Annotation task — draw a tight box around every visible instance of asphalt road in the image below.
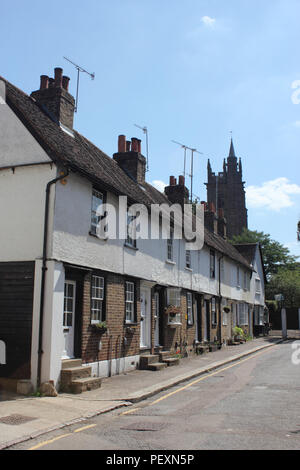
[12,341,300,450]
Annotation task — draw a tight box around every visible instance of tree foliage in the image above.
[266,267,300,308]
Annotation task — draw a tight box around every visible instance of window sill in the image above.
[124,322,138,326]
[185,267,193,272]
[124,243,138,251]
[166,259,176,265]
[89,231,108,241]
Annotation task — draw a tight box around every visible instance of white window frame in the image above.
[237,266,240,288]
[167,230,174,262]
[187,292,194,325]
[211,298,217,325]
[91,189,104,236]
[222,299,228,326]
[125,281,135,323]
[186,250,191,269]
[255,278,261,295]
[210,250,215,279]
[64,280,76,327]
[167,288,181,325]
[126,209,137,248]
[91,275,105,324]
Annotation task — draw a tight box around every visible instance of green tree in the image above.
[266,267,300,308]
[230,228,298,277]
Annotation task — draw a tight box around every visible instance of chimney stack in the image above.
[31,67,75,130]
[164,175,189,206]
[203,202,218,234]
[113,134,146,184]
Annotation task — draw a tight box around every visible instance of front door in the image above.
[62,280,76,359]
[140,288,151,349]
[204,300,210,342]
[195,295,202,343]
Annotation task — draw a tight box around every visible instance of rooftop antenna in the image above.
[171,140,188,179]
[134,124,149,171]
[63,56,95,113]
[189,148,203,203]
[171,140,203,202]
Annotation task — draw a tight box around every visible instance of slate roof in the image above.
[1,76,252,270]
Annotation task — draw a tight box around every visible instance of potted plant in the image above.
[91,321,107,334]
[232,326,244,342]
[125,326,135,335]
[165,305,182,327]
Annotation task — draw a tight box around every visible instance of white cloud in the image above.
[246,178,300,211]
[201,16,216,27]
[293,120,300,128]
[152,180,167,192]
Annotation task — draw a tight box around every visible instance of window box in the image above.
[125,326,135,335]
[91,321,107,334]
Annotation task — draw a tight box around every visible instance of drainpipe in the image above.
[37,168,69,388]
[218,254,224,346]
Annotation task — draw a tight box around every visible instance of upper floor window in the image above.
[187,292,194,325]
[167,229,174,262]
[210,250,215,279]
[243,271,247,290]
[186,250,191,269]
[91,189,104,236]
[91,275,105,324]
[255,279,261,294]
[126,208,137,248]
[237,266,240,287]
[125,281,135,323]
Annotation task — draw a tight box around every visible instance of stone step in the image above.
[71,377,102,394]
[140,355,160,369]
[196,345,209,354]
[60,366,92,392]
[162,357,180,367]
[147,362,168,371]
[159,351,172,361]
[61,359,82,370]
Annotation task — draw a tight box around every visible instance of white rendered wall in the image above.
[0,164,57,262]
[0,79,51,167]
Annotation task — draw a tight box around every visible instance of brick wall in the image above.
[81,271,141,364]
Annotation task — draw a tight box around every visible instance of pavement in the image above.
[0,336,283,450]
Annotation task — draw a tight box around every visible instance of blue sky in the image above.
[1,0,300,256]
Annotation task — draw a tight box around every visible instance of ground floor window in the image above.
[91,275,105,324]
[211,298,217,326]
[222,299,229,326]
[238,303,249,326]
[125,281,135,323]
[187,292,194,325]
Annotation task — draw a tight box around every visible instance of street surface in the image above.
[11,341,300,450]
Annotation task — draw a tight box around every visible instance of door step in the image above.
[140,351,180,371]
[60,361,101,394]
[162,357,180,367]
[147,362,168,371]
[61,359,83,370]
[71,377,102,394]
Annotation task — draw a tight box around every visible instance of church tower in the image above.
[206,139,248,239]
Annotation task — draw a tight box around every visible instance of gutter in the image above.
[37,168,69,388]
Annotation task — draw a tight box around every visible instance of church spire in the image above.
[228,138,236,158]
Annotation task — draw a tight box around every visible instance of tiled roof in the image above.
[2,76,252,270]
